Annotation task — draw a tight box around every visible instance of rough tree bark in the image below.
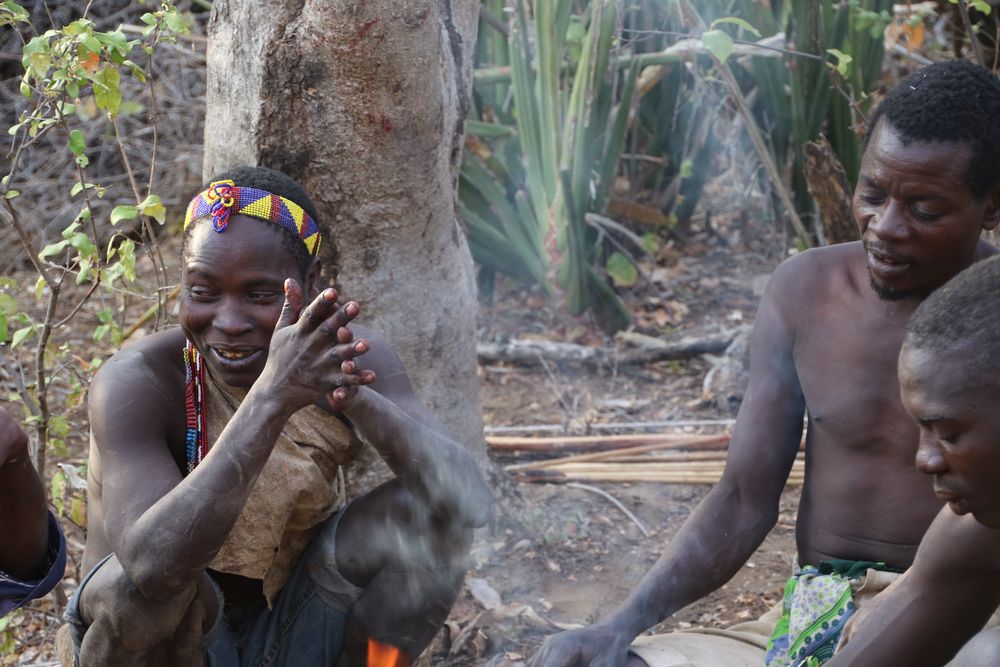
[204,0,484,454]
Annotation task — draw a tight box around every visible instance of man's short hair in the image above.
[905,254,1000,384]
[184,165,326,277]
[865,59,1000,199]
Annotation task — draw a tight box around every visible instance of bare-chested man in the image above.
[0,403,65,616]
[530,60,1000,667]
[824,254,1000,667]
[65,166,491,666]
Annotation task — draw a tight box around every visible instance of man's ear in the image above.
[304,258,323,299]
[983,185,1000,231]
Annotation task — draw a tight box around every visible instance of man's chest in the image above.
[792,306,917,450]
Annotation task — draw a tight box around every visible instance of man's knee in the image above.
[78,555,217,653]
[335,482,474,583]
[951,628,1000,667]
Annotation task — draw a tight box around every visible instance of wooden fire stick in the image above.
[505,435,731,473]
[518,460,806,485]
[487,432,729,454]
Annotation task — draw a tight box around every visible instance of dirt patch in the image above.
[435,225,799,665]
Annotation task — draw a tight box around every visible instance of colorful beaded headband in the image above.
[183,179,322,256]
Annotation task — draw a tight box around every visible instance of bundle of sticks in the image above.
[489,432,805,486]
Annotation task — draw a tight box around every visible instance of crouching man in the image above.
[66,166,491,666]
[0,404,66,616]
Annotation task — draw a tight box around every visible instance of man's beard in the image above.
[869,273,915,301]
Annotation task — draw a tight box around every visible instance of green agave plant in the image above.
[461,0,638,331]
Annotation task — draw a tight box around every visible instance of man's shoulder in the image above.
[764,242,863,303]
[90,328,186,417]
[920,510,1000,576]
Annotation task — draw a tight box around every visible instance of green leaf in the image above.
[69,494,87,526]
[138,194,166,223]
[110,204,138,225]
[68,231,97,259]
[50,469,66,517]
[641,233,661,254]
[679,159,693,179]
[49,414,69,438]
[466,120,515,138]
[0,293,15,315]
[38,240,68,259]
[3,189,18,199]
[68,128,85,156]
[709,16,762,37]
[71,181,97,196]
[95,30,130,57]
[92,65,121,115]
[1,2,29,24]
[11,326,33,348]
[34,276,46,299]
[0,314,7,342]
[606,252,638,287]
[81,33,101,55]
[971,0,991,14]
[826,48,853,77]
[702,30,734,64]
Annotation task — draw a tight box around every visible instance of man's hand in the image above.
[529,624,635,667]
[256,280,375,412]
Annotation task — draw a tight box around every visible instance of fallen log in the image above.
[477,332,735,369]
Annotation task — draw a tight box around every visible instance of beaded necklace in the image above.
[183,340,208,473]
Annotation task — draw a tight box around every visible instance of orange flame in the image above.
[367,639,408,667]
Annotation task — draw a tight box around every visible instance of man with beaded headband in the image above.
[64,166,491,666]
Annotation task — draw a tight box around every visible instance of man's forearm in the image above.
[0,438,49,580]
[342,388,490,526]
[602,481,778,638]
[118,388,292,599]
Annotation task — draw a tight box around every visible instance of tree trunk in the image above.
[204,0,484,454]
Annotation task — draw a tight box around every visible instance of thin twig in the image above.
[53,280,100,328]
[145,26,161,196]
[565,482,651,537]
[957,0,986,66]
[121,283,180,342]
[719,64,809,242]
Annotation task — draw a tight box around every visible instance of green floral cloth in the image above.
[765,560,899,667]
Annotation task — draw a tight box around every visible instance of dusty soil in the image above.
[441,224,799,666]
[3,211,801,666]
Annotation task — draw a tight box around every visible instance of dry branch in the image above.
[519,460,806,486]
[487,432,728,453]
[477,332,735,368]
[503,435,732,473]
